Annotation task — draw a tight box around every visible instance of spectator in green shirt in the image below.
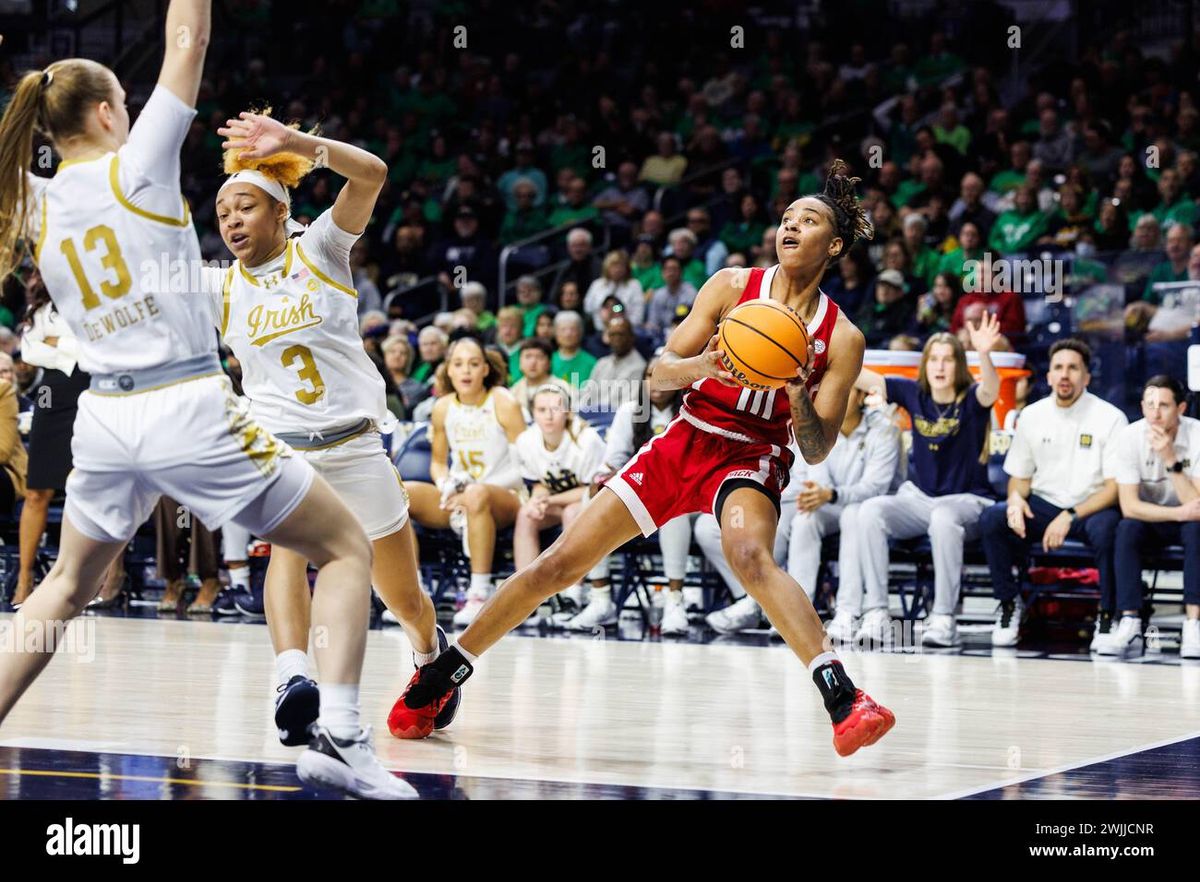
[499,178,551,245]
[630,234,664,292]
[1142,222,1193,303]
[667,228,710,290]
[548,176,600,228]
[514,275,547,337]
[411,325,449,385]
[989,141,1031,195]
[460,282,496,333]
[551,311,597,387]
[1151,169,1198,231]
[938,222,985,284]
[719,193,768,256]
[933,103,972,156]
[989,186,1049,254]
[902,214,941,287]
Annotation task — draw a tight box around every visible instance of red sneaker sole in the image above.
[833,707,895,756]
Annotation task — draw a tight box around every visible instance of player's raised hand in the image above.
[697,334,740,388]
[219,111,293,160]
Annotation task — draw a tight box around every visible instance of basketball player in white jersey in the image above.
[512,385,607,573]
[404,337,525,633]
[207,109,459,745]
[0,0,413,798]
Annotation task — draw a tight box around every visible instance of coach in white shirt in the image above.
[1106,375,1200,658]
[980,339,1128,647]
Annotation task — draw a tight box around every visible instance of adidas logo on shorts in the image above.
[628,472,644,485]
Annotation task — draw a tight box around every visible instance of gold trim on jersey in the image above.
[237,240,295,288]
[294,242,357,298]
[220,266,234,336]
[33,195,47,263]
[109,157,191,228]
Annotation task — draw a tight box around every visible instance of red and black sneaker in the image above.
[388,655,468,739]
[831,690,895,757]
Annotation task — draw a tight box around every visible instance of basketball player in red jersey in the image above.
[391,160,895,756]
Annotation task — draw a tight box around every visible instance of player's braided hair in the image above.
[812,158,874,264]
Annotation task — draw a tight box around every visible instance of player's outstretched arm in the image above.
[157,0,212,108]
[649,267,746,392]
[218,113,388,235]
[788,315,865,465]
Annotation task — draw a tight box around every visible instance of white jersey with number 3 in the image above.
[29,86,214,374]
[208,211,389,436]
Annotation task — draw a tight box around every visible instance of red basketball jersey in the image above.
[680,264,839,450]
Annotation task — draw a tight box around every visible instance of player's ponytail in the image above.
[222,107,317,189]
[0,59,118,280]
[813,158,874,264]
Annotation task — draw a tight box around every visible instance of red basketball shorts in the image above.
[604,410,792,537]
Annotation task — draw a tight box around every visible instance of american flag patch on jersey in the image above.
[290,267,311,282]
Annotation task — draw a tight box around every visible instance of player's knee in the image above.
[725,540,775,585]
[928,506,964,537]
[462,483,490,513]
[532,547,580,590]
[858,498,887,531]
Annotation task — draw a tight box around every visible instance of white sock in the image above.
[807,651,841,674]
[589,585,612,604]
[317,683,360,741]
[413,627,441,667]
[275,649,309,688]
[470,573,492,595]
[453,641,478,665]
[229,565,250,589]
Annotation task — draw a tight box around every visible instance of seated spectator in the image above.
[514,274,547,337]
[381,334,430,418]
[512,386,608,600]
[585,316,647,410]
[980,339,1128,647]
[459,281,496,332]
[499,177,550,245]
[497,141,548,211]
[1041,184,1093,251]
[1106,376,1200,658]
[629,234,663,293]
[1152,168,1197,231]
[510,338,574,420]
[584,250,646,329]
[878,238,926,297]
[824,249,874,317]
[1032,108,1076,173]
[548,176,600,228]
[490,305,525,368]
[592,161,649,235]
[949,171,997,240]
[1141,222,1193,303]
[914,272,964,336]
[855,269,916,348]
[989,185,1049,255]
[685,207,729,276]
[852,319,1003,646]
[666,227,710,290]
[752,225,778,268]
[412,325,448,385]
[429,205,497,293]
[639,131,688,186]
[555,280,595,338]
[551,227,601,297]
[646,256,698,337]
[1092,197,1130,252]
[937,221,984,285]
[950,278,1026,340]
[988,140,1032,198]
[956,301,1013,352]
[534,311,556,344]
[551,310,597,387]
[902,214,940,288]
[718,193,767,257]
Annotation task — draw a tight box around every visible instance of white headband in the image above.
[219,170,307,235]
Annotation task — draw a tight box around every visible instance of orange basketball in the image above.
[717,299,811,390]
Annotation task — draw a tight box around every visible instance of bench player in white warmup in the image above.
[208,109,459,745]
[0,0,413,799]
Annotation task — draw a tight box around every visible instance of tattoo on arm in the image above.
[789,385,829,462]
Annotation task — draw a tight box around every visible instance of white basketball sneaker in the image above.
[824,609,859,644]
[661,592,690,635]
[1096,615,1141,657]
[991,598,1023,647]
[565,595,618,631]
[921,613,961,648]
[297,725,418,800]
[1182,619,1200,659]
[855,607,893,644]
[452,585,489,627]
[1089,611,1115,652]
[704,595,762,634]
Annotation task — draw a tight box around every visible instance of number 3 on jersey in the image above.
[281,344,326,405]
[60,225,132,309]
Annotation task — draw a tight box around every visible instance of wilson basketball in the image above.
[717,299,811,390]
